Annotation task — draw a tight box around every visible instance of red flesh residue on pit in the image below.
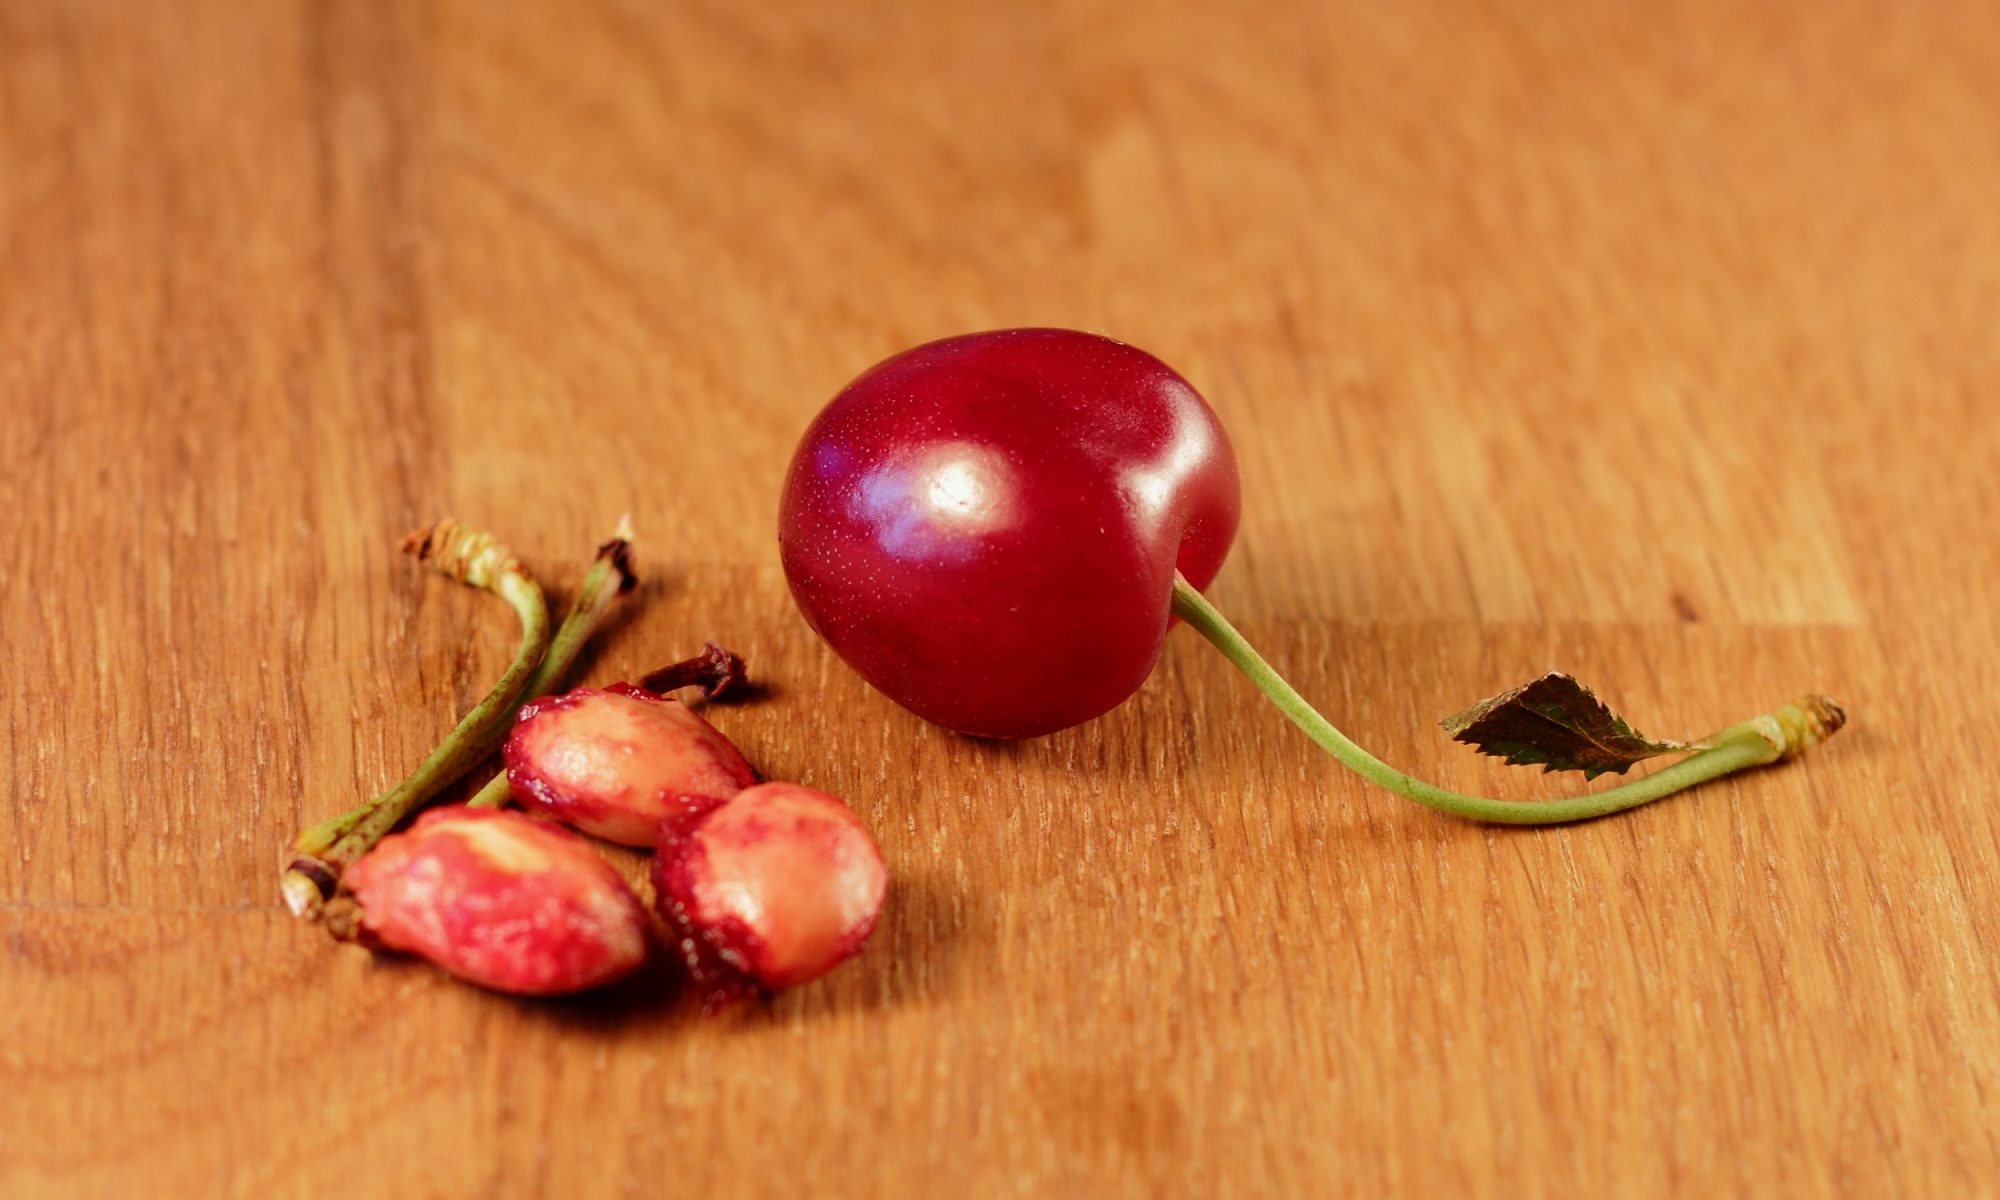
[344,806,649,996]
[504,685,755,847]
[652,783,887,1011]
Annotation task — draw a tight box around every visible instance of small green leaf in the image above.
[1440,673,1691,779]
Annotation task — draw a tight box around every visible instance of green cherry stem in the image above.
[296,521,640,836]
[283,521,551,917]
[517,518,640,700]
[463,769,514,811]
[461,521,643,811]
[1169,574,1844,825]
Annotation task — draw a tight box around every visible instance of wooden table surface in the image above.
[6,1,1998,1195]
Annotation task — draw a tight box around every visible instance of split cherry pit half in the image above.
[780,328,1844,823]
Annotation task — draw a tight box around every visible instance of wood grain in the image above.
[4,0,1997,1195]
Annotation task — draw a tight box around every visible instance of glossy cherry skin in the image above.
[779,329,1240,739]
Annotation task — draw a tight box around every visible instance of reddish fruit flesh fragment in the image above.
[344,806,648,996]
[654,782,888,1000]
[504,685,756,846]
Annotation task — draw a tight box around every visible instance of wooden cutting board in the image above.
[4,1,1995,1195]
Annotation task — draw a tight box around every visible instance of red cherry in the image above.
[778,328,1240,738]
[780,328,1844,824]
